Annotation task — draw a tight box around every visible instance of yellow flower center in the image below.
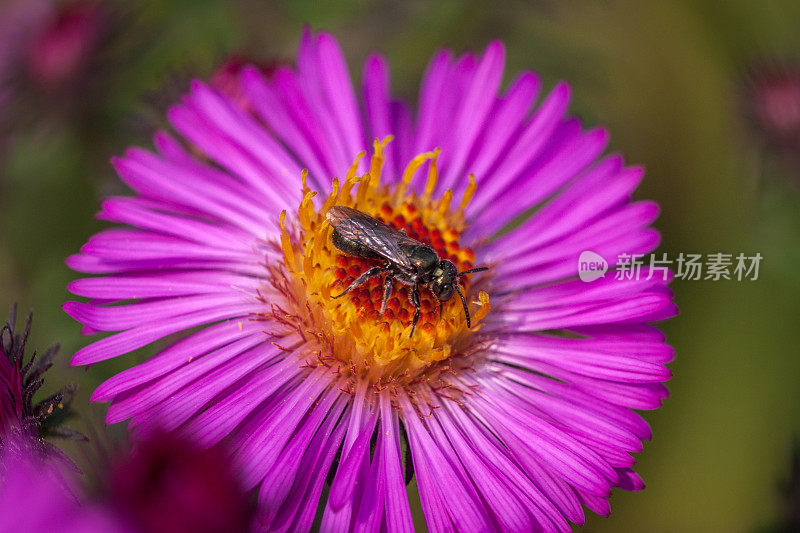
[267,137,490,389]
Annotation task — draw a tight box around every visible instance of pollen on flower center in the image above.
[266,137,490,388]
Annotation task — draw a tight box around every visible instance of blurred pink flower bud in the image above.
[25,1,104,89]
[745,60,800,151]
[209,54,282,112]
[109,431,254,533]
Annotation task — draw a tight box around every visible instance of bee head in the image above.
[430,260,458,301]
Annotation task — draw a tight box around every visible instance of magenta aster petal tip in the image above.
[65,30,675,532]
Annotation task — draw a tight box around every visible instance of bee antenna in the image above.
[457,266,489,276]
[455,284,471,328]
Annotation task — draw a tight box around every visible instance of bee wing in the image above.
[327,206,415,269]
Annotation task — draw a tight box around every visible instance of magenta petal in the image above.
[111,150,270,234]
[427,406,535,532]
[467,81,571,218]
[413,49,454,157]
[257,387,342,514]
[90,319,263,401]
[467,71,541,187]
[400,394,493,532]
[439,40,506,190]
[377,393,413,533]
[234,369,331,489]
[104,334,269,424]
[240,66,332,189]
[313,33,367,165]
[63,294,255,332]
[68,270,259,300]
[264,398,348,532]
[362,53,396,179]
[442,403,575,531]
[181,358,303,447]
[322,385,376,531]
[329,414,373,511]
[352,418,386,533]
[69,304,261,365]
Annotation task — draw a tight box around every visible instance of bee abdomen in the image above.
[331,229,382,259]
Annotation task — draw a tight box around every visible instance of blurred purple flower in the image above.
[24,1,104,90]
[0,0,50,82]
[0,0,104,108]
[109,431,254,533]
[744,60,800,157]
[0,429,252,533]
[0,0,49,147]
[0,433,252,533]
[209,55,282,114]
[0,0,105,156]
[0,433,131,533]
[65,29,675,531]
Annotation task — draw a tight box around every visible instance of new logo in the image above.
[578,251,608,282]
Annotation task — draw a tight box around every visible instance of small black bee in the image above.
[327,206,488,337]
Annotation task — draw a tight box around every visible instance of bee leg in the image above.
[332,265,389,299]
[438,301,443,321]
[409,283,421,338]
[455,284,471,328]
[379,275,394,315]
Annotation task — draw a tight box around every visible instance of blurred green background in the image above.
[2,0,800,531]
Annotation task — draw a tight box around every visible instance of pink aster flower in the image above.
[65,29,676,532]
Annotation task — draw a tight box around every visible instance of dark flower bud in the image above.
[109,431,254,533]
[0,304,85,456]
